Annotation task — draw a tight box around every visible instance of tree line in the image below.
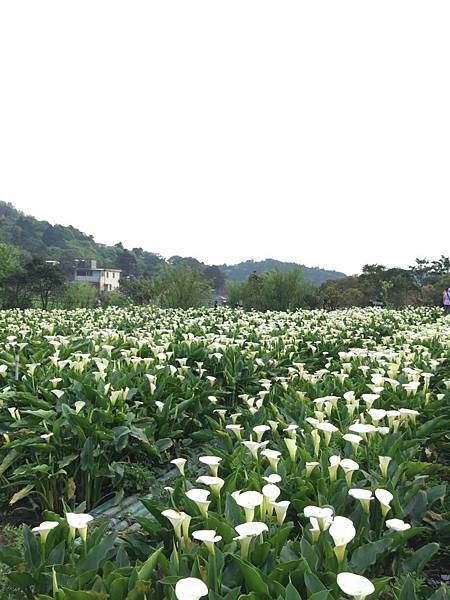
[0,241,448,311]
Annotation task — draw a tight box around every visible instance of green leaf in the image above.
[155,437,173,452]
[60,589,108,599]
[285,582,302,600]
[404,490,428,523]
[349,537,392,574]
[137,546,162,581]
[23,525,41,570]
[232,555,270,596]
[80,437,95,471]
[304,572,326,594]
[401,542,439,575]
[0,545,23,567]
[109,577,129,600]
[75,534,116,575]
[0,449,18,476]
[399,575,416,600]
[429,586,450,599]
[310,592,332,600]
[300,537,318,572]
[10,483,34,505]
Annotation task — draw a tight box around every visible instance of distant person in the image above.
[443,287,450,314]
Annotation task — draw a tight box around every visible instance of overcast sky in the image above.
[0,1,449,274]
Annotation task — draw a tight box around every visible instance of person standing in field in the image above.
[443,287,450,314]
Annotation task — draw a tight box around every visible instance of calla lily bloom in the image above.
[31,521,59,543]
[260,448,281,472]
[262,473,282,484]
[253,424,270,442]
[192,529,222,554]
[386,518,411,532]
[305,461,320,476]
[340,458,359,485]
[315,421,338,446]
[196,475,224,497]
[225,424,243,439]
[304,506,333,531]
[162,509,190,541]
[348,489,373,514]
[337,572,375,599]
[284,437,297,461]
[328,455,341,481]
[378,455,392,478]
[329,516,356,563]
[65,513,94,541]
[175,577,208,600]
[343,433,363,453]
[234,522,268,559]
[199,455,222,477]
[375,488,393,517]
[234,490,264,522]
[271,500,290,525]
[242,440,269,460]
[171,458,187,476]
[311,429,321,456]
[368,408,386,426]
[185,489,211,518]
[262,483,281,518]
[283,424,299,439]
[309,517,321,542]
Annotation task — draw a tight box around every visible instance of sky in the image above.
[0,1,449,275]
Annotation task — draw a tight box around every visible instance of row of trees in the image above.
[0,240,448,311]
[320,258,450,309]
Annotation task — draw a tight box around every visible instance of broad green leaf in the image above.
[0,449,18,476]
[285,582,302,600]
[399,575,416,600]
[10,484,35,505]
[401,542,439,575]
[232,555,270,597]
[349,537,392,574]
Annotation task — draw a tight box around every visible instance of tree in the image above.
[0,243,20,283]
[60,282,97,309]
[228,268,315,311]
[152,264,212,309]
[25,257,66,309]
[203,265,226,292]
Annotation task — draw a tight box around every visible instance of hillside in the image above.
[220,259,345,286]
[0,201,345,286]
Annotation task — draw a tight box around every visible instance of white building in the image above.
[73,260,121,292]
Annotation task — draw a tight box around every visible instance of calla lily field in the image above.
[0,306,449,598]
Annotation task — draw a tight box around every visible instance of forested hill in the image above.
[220,259,345,285]
[0,201,345,285]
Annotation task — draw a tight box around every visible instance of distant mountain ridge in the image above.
[0,201,345,286]
[220,259,345,286]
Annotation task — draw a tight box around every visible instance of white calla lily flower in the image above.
[348,489,374,514]
[337,572,375,599]
[386,518,411,532]
[185,489,211,518]
[175,577,208,600]
[31,521,59,543]
[65,513,93,541]
[192,529,222,554]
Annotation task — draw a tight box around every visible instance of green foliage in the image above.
[0,306,448,598]
[0,242,20,282]
[58,283,97,309]
[228,268,317,310]
[220,258,345,286]
[151,264,212,308]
